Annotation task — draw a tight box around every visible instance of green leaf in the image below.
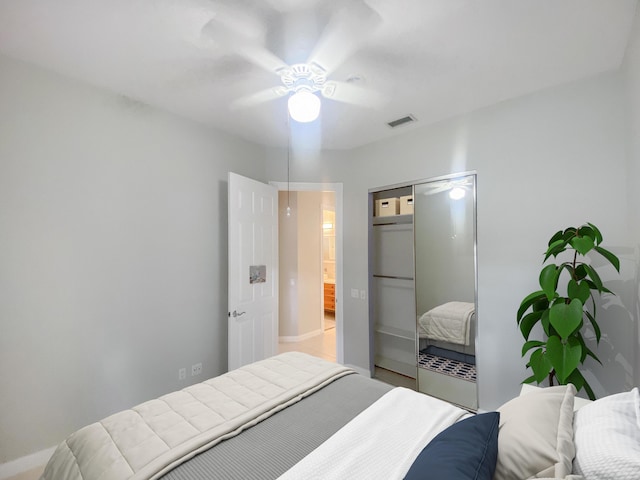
[532,297,550,312]
[520,310,544,340]
[565,369,585,391]
[583,264,604,293]
[574,264,588,281]
[571,236,595,255]
[541,309,551,336]
[546,336,582,384]
[549,299,583,339]
[517,290,546,321]
[544,239,568,261]
[562,227,577,241]
[548,230,564,246]
[539,264,559,301]
[565,369,596,400]
[578,225,595,240]
[587,222,603,245]
[522,374,537,385]
[594,246,620,272]
[529,348,552,383]
[522,340,546,357]
[583,341,602,365]
[584,310,601,343]
[583,381,596,401]
[567,279,591,304]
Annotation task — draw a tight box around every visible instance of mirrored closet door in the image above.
[369,173,478,408]
[414,173,477,410]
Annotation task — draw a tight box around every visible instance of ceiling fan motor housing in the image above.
[278,63,327,94]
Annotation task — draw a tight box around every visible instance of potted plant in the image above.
[517,223,620,399]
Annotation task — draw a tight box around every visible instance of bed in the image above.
[41,351,640,480]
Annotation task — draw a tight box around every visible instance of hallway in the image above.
[278,313,336,362]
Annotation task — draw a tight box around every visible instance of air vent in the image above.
[387,115,416,128]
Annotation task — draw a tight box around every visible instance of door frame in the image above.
[270,181,344,365]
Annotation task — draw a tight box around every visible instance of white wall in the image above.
[266,70,634,410]
[0,55,266,463]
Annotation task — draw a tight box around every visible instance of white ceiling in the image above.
[0,0,637,150]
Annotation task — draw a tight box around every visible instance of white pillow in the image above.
[520,384,592,411]
[573,387,640,479]
[494,384,576,479]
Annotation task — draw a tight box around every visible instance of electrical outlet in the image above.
[191,363,202,376]
[178,368,186,380]
[351,288,359,298]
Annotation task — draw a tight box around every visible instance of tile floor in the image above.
[278,313,336,362]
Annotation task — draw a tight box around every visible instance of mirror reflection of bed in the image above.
[414,174,477,410]
[417,301,476,404]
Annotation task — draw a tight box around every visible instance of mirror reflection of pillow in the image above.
[573,387,640,479]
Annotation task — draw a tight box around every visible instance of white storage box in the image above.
[400,195,414,215]
[375,198,399,217]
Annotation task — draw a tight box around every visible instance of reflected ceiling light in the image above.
[288,90,321,123]
[449,187,466,200]
[323,223,334,229]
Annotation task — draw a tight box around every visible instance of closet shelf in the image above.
[372,214,413,226]
[372,274,413,281]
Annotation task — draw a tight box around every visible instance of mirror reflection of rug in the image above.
[418,347,476,382]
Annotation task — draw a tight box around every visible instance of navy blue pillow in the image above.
[404,412,500,480]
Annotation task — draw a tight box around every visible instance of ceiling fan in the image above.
[200,0,386,122]
[420,177,474,199]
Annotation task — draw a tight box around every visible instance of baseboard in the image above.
[279,328,323,343]
[0,447,55,480]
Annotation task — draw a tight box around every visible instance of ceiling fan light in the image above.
[449,187,466,200]
[288,90,321,123]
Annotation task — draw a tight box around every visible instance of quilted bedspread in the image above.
[41,352,353,480]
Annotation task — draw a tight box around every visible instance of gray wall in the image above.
[0,55,266,463]
[623,8,640,389]
[266,70,635,410]
[3,9,640,466]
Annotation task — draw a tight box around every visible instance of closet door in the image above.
[414,173,478,410]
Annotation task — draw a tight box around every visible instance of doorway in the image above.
[271,182,343,365]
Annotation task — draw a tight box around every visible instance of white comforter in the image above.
[277,387,470,480]
[42,352,353,480]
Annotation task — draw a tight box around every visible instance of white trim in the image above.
[0,447,55,480]
[279,328,324,343]
[270,181,344,365]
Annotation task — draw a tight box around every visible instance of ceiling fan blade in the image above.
[230,87,286,110]
[322,81,386,109]
[201,18,288,74]
[307,0,382,74]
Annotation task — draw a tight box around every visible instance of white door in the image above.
[228,172,278,371]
